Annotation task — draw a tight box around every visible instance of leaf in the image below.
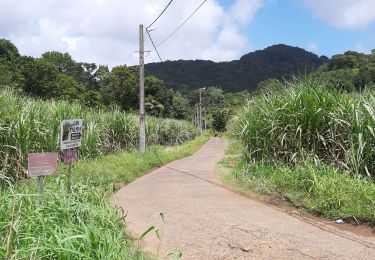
[367,125,375,137]
[166,251,183,259]
[150,211,166,224]
[363,103,375,122]
[159,212,165,224]
[155,228,161,239]
[140,226,156,240]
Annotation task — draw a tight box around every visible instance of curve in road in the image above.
[112,137,375,259]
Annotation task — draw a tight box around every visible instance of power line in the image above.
[156,0,207,47]
[146,31,163,63]
[146,31,170,74]
[147,0,174,30]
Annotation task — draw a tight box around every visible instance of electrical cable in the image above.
[146,31,163,63]
[156,0,207,47]
[145,31,170,74]
[147,0,174,30]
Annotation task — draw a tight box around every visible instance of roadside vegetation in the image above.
[0,135,209,259]
[0,88,196,182]
[226,78,375,224]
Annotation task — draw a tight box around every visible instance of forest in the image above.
[3,37,375,129]
[0,38,250,124]
[145,44,329,92]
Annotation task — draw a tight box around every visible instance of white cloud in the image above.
[0,0,264,66]
[306,42,318,53]
[230,0,263,25]
[302,0,375,29]
[202,24,248,60]
[353,41,370,54]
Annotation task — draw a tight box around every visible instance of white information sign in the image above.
[60,119,83,150]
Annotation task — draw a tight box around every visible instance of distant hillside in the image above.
[145,44,329,92]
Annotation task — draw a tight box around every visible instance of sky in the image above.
[1,0,375,67]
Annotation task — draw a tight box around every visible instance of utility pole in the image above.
[204,109,207,130]
[195,104,199,130]
[139,24,146,153]
[199,88,206,135]
[199,89,202,134]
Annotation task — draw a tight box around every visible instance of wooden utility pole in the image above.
[139,24,146,153]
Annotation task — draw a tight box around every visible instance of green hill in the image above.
[145,44,329,92]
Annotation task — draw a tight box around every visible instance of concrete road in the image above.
[112,137,375,259]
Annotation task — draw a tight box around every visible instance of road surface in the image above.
[112,137,375,259]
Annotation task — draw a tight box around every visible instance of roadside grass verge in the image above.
[230,78,375,178]
[0,88,196,181]
[218,139,375,225]
[0,135,209,259]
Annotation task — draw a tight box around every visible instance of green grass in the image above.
[229,78,375,178]
[219,138,375,224]
[0,88,196,181]
[0,135,209,259]
[225,78,375,223]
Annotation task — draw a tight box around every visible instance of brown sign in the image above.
[63,149,78,164]
[28,153,58,177]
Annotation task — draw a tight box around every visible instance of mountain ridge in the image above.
[145,44,329,92]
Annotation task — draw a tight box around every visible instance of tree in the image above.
[41,51,98,89]
[80,89,103,108]
[171,92,190,119]
[328,52,367,71]
[0,39,20,61]
[145,96,165,117]
[355,65,375,89]
[212,110,228,132]
[19,57,58,97]
[102,65,138,110]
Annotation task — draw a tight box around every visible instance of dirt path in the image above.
[112,138,375,259]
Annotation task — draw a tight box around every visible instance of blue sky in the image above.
[219,0,375,57]
[1,0,375,66]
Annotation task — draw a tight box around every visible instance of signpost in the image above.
[27,119,83,195]
[63,148,78,191]
[28,152,58,195]
[26,119,83,196]
[60,119,83,150]
[63,149,78,164]
[60,119,82,192]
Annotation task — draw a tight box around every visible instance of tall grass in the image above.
[230,78,375,178]
[0,135,209,259]
[0,178,144,259]
[0,88,196,181]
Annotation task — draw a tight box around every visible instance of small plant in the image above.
[139,212,182,260]
[139,212,166,259]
